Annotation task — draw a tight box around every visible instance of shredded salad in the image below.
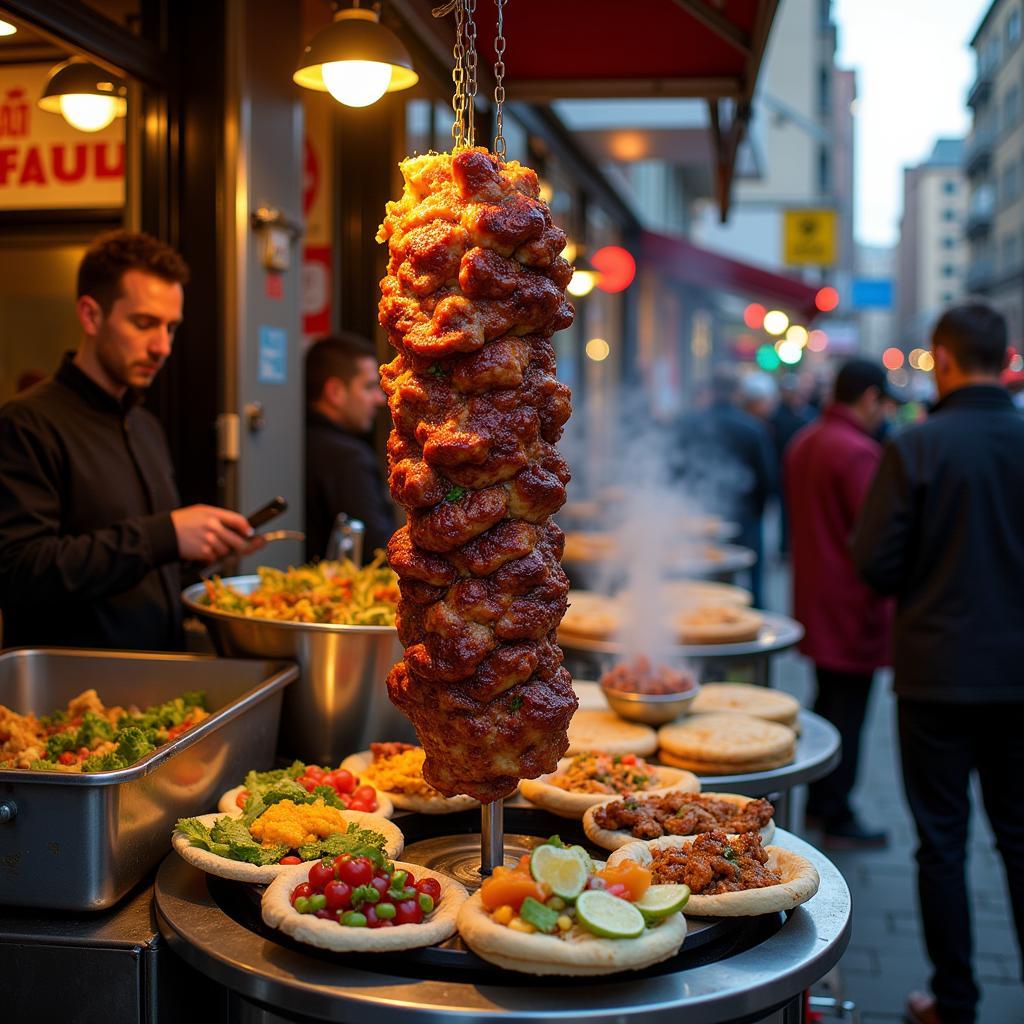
[202,553,399,626]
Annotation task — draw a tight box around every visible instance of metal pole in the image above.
[480,800,504,875]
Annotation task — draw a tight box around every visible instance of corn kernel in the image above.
[492,905,515,926]
[557,915,573,932]
[508,916,536,934]
[546,896,566,911]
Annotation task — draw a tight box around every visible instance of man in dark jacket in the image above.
[305,334,395,562]
[786,359,895,846]
[852,304,1024,1024]
[0,231,255,651]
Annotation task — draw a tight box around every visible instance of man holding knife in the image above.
[0,230,257,651]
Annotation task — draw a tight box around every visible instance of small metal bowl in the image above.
[600,681,702,725]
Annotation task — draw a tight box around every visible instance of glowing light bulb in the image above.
[567,269,596,297]
[777,339,803,365]
[0,20,17,36]
[321,60,392,107]
[585,338,610,362]
[763,310,789,336]
[59,94,119,132]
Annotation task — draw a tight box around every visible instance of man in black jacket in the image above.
[0,231,256,651]
[304,334,394,562]
[852,303,1024,1024]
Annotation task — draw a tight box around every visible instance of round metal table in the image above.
[560,612,805,687]
[155,828,851,1024]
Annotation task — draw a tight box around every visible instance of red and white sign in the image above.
[0,64,124,210]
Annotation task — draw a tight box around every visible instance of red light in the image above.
[743,303,766,329]
[592,245,636,293]
[882,347,905,370]
[815,286,840,312]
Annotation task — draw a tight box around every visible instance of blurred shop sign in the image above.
[303,246,332,337]
[0,64,123,210]
[813,318,859,353]
[782,209,836,267]
[850,278,893,310]
[257,326,288,385]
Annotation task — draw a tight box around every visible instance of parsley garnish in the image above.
[510,695,523,712]
[427,363,449,378]
[445,485,466,502]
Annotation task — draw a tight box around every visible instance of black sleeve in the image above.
[850,440,913,595]
[318,441,396,562]
[0,409,179,607]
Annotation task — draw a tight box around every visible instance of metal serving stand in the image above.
[155,824,851,1024]
[559,612,805,687]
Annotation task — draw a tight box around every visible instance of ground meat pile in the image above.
[649,830,782,894]
[593,791,775,839]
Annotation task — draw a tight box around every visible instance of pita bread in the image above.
[566,710,658,757]
[658,747,796,775]
[659,581,752,608]
[559,591,622,640]
[340,751,480,814]
[217,783,394,819]
[658,714,795,764]
[171,810,405,883]
[562,531,619,564]
[261,860,466,952]
[674,607,764,645]
[519,758,700,819]
[689,683,800,727]
[607,837,819,917]
[457,891,687,976]
[581,792,776,851]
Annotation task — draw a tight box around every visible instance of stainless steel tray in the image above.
[0,648,297,911]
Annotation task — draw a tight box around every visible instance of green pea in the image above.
[341,910,367,927]
[375,902,397,920]
[390,870,407,889]
[309,893,327,911]
[294,896,312,914]
[418,893,435,914]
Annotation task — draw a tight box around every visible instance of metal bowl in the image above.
[182,577,414,764]
[600,680,702,725]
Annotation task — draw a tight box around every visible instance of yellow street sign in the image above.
[783,209,837,267]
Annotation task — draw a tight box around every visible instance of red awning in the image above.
[640,230,820,322]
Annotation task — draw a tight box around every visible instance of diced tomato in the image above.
[236,789,250,809]
[279,855,302,865]
[78,746,91,757]
[605,883,628,899]
[58,751,75,765]
[621,755,636,765]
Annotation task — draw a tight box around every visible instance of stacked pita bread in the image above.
[658,713,796,774]
[689,683,800,729]
[565,709,658,757]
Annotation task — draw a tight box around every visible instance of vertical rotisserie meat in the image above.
[377,147,576,802]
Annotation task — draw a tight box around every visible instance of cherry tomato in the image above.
[279,855,302,865]
[337,856,373,888]
[395,899,423,926]
[291,882,313,903]
[332,769,356,795]
[364,905,382,928]
[376,920,395,928]
[353,784,376,804]
[347,800,370,813]
[415,878,442,902]
[370,876,390,898]
[308,860,336,890]
[306,765,325,781]
[314,908,334,920]
[78,746,91,757]
[324,880,353,911]
[58,751,75,765]
[300,777,318,792]
[235,790,250,809]
[400,870,416,888]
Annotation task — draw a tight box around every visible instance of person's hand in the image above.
[171,505,254,563]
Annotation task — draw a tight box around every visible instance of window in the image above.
[942,264,956,277]
[818,65,831,118]
[1004,85,1021,131]
[943,208,957,222]
[818,147,831,194]
[1008,8,1022,48]
[943,179,957,194]
[1002,160,1019,204]
[942,237,957,249]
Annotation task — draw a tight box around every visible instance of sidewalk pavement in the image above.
[764,562,1024,1024]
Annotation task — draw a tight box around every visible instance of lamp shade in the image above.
[294,8,418,106]
[39,57,127,132]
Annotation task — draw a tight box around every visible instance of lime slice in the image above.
[530,844,588,900]
[575,889,646,939]
[634,884,690,923]
[568,844,594,874]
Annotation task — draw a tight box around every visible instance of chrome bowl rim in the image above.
[181,577,398,635]
[600,681,702,704]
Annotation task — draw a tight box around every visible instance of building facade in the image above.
[896,139,968,347]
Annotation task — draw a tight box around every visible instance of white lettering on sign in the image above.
[0,66,125,210]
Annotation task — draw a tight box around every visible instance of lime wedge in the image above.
[530,844,588,900]
[634,884,690,923]
[575,889,646,939]
[568,844,594,874]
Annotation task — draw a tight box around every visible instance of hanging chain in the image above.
[465,0,479,147]
[492,0,508,160]
[450,0,467,148]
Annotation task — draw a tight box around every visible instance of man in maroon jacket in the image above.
[785,358,898,846]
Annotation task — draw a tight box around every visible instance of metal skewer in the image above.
[480,800,504,875]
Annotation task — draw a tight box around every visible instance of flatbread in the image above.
[217,783,394,820]
[659,581,752,608]
[607,837,819,917]
[261,860,466,952]
[519,759,700,820]
[675,607,764,645]
[689,684,800,727]
[658,713,795,764]
[171,810,405,883]
[457,891,687,976]
[566,710,658,757]
[559,590,622,640]
[581,792,776,851]
[562,531,619,564]
[340,751,480,814]
[657,747,796,775]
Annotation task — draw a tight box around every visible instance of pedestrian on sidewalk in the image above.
[785,358,897,847]
[852,303,1024,1024]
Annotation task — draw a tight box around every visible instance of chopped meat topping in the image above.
[593,792,774,840]
[648,830,782,894]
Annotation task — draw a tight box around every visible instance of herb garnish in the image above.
[445,485,466,502]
